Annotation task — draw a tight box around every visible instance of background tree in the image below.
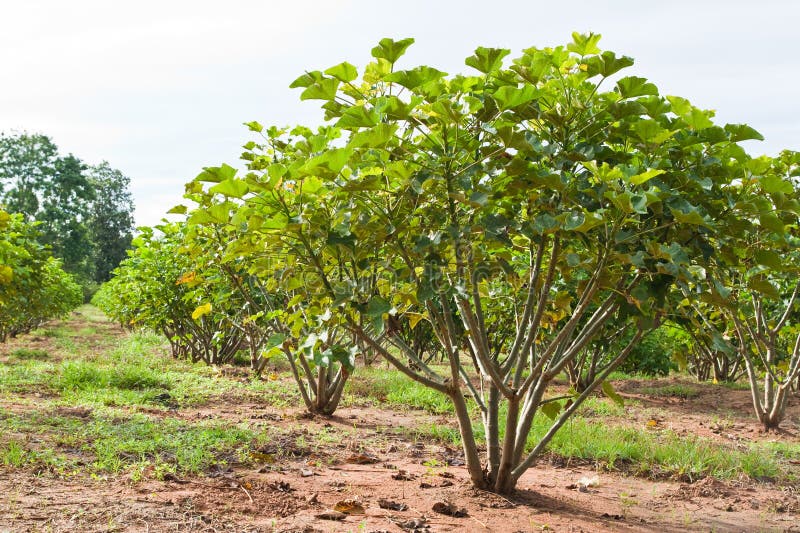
[0,132,136,296]
[0,132,58,218]
[87,162,135,283]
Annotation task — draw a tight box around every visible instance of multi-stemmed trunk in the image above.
[284,346,349,416]
[730,284,800,431]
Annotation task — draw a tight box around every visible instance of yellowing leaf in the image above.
[192,303,213,320]
[176,271,196,285]
[406,312,426,330]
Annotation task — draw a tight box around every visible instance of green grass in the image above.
[346,366,453,414]
[9,348,50,360]
[348,369,796,484]
[636,383,701,399]
[0,408,263,479]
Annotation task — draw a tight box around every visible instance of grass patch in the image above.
[636,383,701,399]
[0,408,263,478]
[9,348,49,360]
[345,367,453,414]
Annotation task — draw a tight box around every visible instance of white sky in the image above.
[1,0,797,226]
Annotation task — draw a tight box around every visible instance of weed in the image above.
[637,383,700,399]
[9,348,49,360]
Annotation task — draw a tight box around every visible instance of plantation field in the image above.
[0,307,798,532]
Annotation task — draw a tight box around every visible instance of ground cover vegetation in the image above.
[89,33,800,498]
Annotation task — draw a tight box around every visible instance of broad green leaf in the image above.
[371,37,415,63]
[492,85,538,109]
[759,212,784,233]
[365,296,391,317]
[540,400,563,421]
[300,78,340,101]
[633,120,675,145]
[209,178,249,198]
[747,278,779,298]
[385,66,447,89]
[348,123,398,148]
[601,381,624,408]
[725,123,764,142]
[324,61,358,82]
[167,205,188,214]
[465,47,510,73]
[753,250,782,269]
[670,205,709,226]
[759,175,793,194]
[195,164,237,183]
[616,76,658,98]
[583,51,634,78]
[289,70,322,88]
[336,105,379,129]
[567,32,602,56]
[630,168,665,186]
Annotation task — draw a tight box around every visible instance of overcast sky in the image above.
[1,1,797,227]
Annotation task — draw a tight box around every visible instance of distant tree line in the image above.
[0,132,135,298]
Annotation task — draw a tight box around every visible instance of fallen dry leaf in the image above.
[346,452,380,465]
[333,498,365,515]
[432,501,468,518]
[392,470,416,481]
[378,498,408,511]
[316,509,347,521]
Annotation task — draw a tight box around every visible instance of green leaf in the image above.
[465,47,510,73]
[725,123,764,142]
[324,61,358,83]
[209,178,249,198]
[616,76,658,99]
[301,148,351,177]
[759,212,784,233]
[167,205,188,214]
[583,51,634,78]
[683,108,714,130]
[385,66,447,89]
[567,32,602,56]
[540,400,563,421]
[753,250,782,269]
[492,85,538,110]
[371,37,415,63]
[670,204,709,226]
[365,296,391,317]
[747,278,779,298]
[601,381,625,408]
[245,121,264,132]
[759,175,793,194]
[300,78,340,101]
[348,123,398,148]
[195,164,237,183]
[336,105,379,129]
[629,168,665,186]
[633,120,675,145]
[289,71,322,88]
